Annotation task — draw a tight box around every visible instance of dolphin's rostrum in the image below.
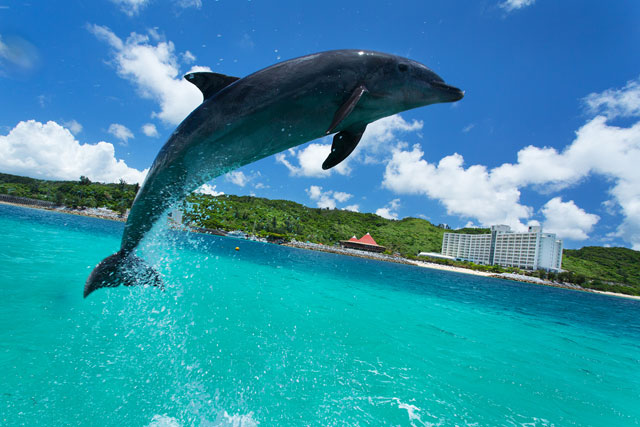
[84,49,463,298]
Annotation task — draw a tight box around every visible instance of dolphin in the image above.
[84,49,463,297]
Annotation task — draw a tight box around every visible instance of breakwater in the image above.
[0,194,57,208]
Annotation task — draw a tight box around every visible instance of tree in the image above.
[79,176,91,185]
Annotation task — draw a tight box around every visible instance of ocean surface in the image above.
[1,204,639,426]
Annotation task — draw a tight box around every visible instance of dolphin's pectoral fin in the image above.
[322,123,367,170]
[184,72,241,101]
[326,85,368,134]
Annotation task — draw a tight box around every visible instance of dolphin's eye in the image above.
[398,63,408,72]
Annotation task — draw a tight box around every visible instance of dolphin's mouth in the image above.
[431,80,464,102]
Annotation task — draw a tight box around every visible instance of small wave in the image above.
[147,411,258,427]
[148,414,181,427]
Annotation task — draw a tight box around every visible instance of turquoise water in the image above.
[1,204,639,426]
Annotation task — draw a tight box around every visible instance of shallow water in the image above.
[1,204,639,426]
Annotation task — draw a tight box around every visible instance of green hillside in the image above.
[183,193,453,255]
[0,172,139,214]
[563,247,640,288]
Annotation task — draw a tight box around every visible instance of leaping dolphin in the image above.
[84,49,463,298]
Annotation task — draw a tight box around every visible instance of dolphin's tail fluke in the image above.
[84,250,163,298]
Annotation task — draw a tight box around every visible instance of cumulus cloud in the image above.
[0,120,147,184]
[63,119,83,135]
[195,183,224,196]
[88,24,208,125]
[305,185,353,209]
[225,171,249,187]
[383,78,640,247]
[383,145,531,228]
[141,123,159,137]
[356,115,423,162]
[108,123,134,144]
[376,199,401,220]
[276,115,422,177]
[343,204,360,212]
[541,197,599,240]
[500,0,535,12]
[276,143,349,178]
[333,191,352,203]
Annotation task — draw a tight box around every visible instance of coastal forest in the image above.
[1,172,638,295]
[0,172,139,214]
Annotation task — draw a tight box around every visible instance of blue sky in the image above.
[1,0,639,250]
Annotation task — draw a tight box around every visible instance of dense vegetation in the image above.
[0,172,139,214]
[563,247,640,292]
[183,193,454,254]
[1,173,638,294]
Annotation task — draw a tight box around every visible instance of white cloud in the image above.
[195,183,224,196]
[276,115,422,177]
[383,145,532,229]
[177,0,202,8]
[110,0,150,16]
[462,123,475,133]
[225,171,248,187]
[110,0,201,15]
[500,0,535,12]
[583,78,640,119]
[376,199,401,220]
[332,191,352,203]
[141,123,159,137]
[306,185,335,209]
[88,24,209,125]
[63,120,83,135]
[305,185,353,210]
[276,143,349,178]
[383,78,640,248]
[147,28,162,42]
[182,50,196,64]
[0,120,147,184]
[0,34,39,75]
[541,197,600,240]
[355,115,423,161]
[108,123,134,144]
[343,204,360,212]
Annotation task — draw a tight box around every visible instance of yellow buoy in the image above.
[235,247,240,251]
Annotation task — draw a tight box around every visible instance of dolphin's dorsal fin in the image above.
[322,123,367,170]
[326,85,368,134]
[184,72,240,101]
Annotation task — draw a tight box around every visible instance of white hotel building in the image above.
[441,225,563,271]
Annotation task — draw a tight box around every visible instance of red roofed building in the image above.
[340,233,387,253]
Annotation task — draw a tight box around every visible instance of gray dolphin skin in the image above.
[84,49,463,298]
